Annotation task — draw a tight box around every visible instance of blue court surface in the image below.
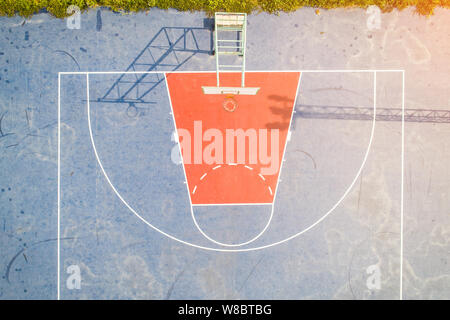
[0,8,449,299]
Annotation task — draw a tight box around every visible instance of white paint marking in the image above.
[400,71,405,300]
[59,69,405,75]
[272,72,302,203]
[192,203,272,206]
[164,73,194,208]
[57,72,61,301]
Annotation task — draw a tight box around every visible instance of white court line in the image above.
[59,69,405,75]
[400,71,405,300]
[57,73,61,301]
[192,203,273,207]
[272,72,303,206]
[164,73,194,205]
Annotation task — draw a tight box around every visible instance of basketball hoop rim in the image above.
[222,96,238,112]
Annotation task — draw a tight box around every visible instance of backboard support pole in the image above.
[202,12,259,96]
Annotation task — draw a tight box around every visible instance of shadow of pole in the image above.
[295,104,450,124]
[264,102,450,130]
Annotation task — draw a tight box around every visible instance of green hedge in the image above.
[0,0,448,18]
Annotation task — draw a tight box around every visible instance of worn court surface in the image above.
[0,8,449,299]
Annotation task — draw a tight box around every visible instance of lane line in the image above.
[272,72,302,203]
[164,73,194,207]
[57,73,61,301]
[192,203,273,206]
[59,69,405,75]
[400,71,405,300]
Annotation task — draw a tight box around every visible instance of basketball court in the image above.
[2,8,449,300]
[56,63,405,298]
